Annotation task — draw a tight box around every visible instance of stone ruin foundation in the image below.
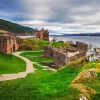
[44,41,88,68]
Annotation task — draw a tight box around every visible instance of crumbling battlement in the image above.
[0,35,19,53]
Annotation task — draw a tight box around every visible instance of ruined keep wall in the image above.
[44,46,87,68]
[44,46,68,68]
[7,36,19,53]
[7,37,13,53]
[13,37,19,51]
[53,50,68,68]
[0,36,19,54]
[0,37,7,53]
[44,46,54,58]
[68,51,86,62]
[65,48,77,52]
[76,41,88,51]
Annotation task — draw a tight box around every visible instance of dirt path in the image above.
[0,52,35,81]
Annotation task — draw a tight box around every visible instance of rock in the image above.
[79,94,88,100]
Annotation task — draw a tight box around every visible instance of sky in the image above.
[0,0,100,35]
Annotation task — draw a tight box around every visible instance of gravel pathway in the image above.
[0,52,35,81]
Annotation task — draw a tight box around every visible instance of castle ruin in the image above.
[35,28,49,41]
[0,35,19,54]
[44,41,88,68]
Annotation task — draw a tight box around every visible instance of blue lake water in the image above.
[50,36,100,47]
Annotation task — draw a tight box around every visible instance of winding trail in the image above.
[0,52,35,81]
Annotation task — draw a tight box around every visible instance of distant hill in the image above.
[62,33,100,36]
[0,19,35,34]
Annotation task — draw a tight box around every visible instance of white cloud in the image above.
[14,0,100,34]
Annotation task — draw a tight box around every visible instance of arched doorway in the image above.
[13,44,15,52]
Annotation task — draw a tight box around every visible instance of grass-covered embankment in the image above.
[0,52,26,74]
[0,64,80,100]
[71,61,100,100]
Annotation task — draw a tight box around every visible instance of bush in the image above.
[18,38,50,51]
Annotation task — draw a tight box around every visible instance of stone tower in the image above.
[35,28,49,41]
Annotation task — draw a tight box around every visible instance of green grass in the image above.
[81,61,100,71]
[37,39,50,50]
[80,72,100,100]
[0,50,100,100]
[33,64,43,70]
[0,65,80,100]
[20,51,53,63]
[74,61,100,99]
[0,52,26,74]
[21,51,43,57]
[51,41,70,48]
[19,38,50,51]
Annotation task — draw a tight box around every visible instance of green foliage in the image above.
[0,19,35,33]
[51,41,70,48]
[19,38,50,51]
[0,52,26,74]
[37,39,50,50]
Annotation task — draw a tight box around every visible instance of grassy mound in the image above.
[18,38,50,51]
[51,41,70,48]
[0,52,26,74]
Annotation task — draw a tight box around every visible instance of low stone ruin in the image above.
[86,47,100,62]
[44,41,88,68]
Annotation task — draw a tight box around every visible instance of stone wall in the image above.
[0,37,7,53]
[53,50,68,68]
[44,46,87,68]
[68,51,86,62]
[44,46,54,58]
[76,41,88,51]
[0,36,19,53]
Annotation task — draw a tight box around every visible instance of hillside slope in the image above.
[0,19,35,34]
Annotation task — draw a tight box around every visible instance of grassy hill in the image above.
[0,19,35,34]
